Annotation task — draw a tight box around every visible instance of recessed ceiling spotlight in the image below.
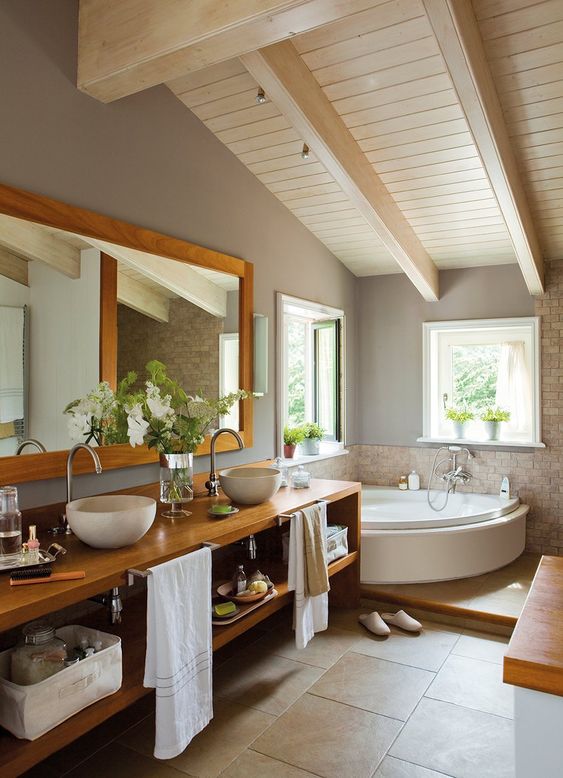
[256,87,267,104]
[301,143,310,160]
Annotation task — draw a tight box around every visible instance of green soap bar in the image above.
[211,505,232,514]
[215,602,236,616]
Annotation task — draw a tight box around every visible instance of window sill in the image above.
[417,437,546,449]
[280,449,349,468]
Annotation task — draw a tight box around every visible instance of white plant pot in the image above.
[483,420,501,441]
[452,421,468,439]
[300,438,320,455]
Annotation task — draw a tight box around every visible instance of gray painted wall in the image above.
[357,264,536,446]
[0,1,358,507]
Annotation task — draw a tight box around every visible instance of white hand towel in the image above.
[288,503,329,650]
[144,547,213,760]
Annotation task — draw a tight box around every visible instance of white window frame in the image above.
[420,317,544,448]
[276,292,346,457]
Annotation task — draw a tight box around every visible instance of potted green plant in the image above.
[299,422,324,455]
[445,407,474,439]
[480,407,510,441]
[283,425,305,459]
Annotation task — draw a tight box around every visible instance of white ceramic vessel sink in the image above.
[219,467,282,505]
[66,495,157,549]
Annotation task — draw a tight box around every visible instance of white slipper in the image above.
[358,612,391,636]
[381,610,422,633]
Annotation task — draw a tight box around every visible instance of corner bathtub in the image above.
[360,485,529,584]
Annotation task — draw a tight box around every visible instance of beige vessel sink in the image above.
[66,494,157,548]
[219,467,282,505]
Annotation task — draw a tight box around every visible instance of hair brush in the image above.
[10,568,85,586]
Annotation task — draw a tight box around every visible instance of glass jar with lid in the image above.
[291,465,311,489]
[11,622,67,686]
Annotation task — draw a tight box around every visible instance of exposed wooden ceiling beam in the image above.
[422,0,544,296]
[241,42,439,301]
[0,214,80,278]
[0,248,28,287]
[86,238,227,317]
[77,0,381,103]
[117,271,170,323]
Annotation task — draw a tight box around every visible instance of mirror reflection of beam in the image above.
[117,270,170,323]
[85,237,227,318]
[0,214,81,279]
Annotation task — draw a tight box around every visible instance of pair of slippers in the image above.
[359,609,422,636]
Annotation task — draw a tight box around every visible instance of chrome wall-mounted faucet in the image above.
[206,428,244,496]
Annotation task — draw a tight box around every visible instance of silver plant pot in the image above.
[483,421,501,441]
[452,421,468,439]
[300,438,320,455]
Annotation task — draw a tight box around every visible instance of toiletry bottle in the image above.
[232,564,246,595]
[398,475,408,491]
[408,471,420,491]
[27,525,40,564]
[274,457,289,488]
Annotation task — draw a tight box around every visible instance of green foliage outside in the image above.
[286,319,306,426]
[452,344,500,414]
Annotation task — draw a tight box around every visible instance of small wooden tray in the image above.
[212,588,278,625]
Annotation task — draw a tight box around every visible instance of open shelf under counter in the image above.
[0,477,361,777]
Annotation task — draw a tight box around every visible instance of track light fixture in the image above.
[256,87,266,104]
[301,143,310,160]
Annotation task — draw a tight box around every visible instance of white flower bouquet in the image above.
[65,360,248,454]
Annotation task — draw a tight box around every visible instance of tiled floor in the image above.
[27,607,515,778]
[363,552,540,618]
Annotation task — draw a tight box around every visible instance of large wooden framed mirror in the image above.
[0,183,253,484]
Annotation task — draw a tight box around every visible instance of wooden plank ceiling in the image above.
[77,0,563,293]
[167,0,520,277]
[474,0,563,263]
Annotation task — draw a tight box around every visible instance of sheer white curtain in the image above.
[495,341,532,435]
[0,306,24,423]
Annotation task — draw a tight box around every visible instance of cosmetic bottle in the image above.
[398,475,408,491]
[408,471,420,490]
[27,525,40,564]
[232,564,246,595]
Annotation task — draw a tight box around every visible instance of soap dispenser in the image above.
[408,471,420,491]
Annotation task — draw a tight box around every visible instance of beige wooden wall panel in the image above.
[167,57,399,276]
[474,0,563,261]
[294,0,518,270]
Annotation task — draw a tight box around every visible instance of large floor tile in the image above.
[425,654,513,719]
[354,622,459,671]
[118,699,275,777]
[253,693,402,778]
[390,697,514,778]
[255,624,360,669]
[328,606,372,634]
[374,755,453,777]
[310,651,434,721]
[213,646,324,715]
[64,742,188,778]
[220,749,317,777]
[452,630,509,665]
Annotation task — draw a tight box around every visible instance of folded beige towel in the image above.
[0,421,15,440]
[302,504,330,597]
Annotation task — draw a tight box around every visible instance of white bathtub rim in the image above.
[360,484,521,530]
[361,503,529,538]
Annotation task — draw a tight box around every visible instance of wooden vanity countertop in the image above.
[503,555,563,696]
[0,478,360,632]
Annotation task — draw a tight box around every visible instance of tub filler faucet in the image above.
[427,445,474,512]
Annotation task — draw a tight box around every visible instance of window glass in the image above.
[423,318,540,445]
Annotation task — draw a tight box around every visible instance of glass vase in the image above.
[159,453,193,518]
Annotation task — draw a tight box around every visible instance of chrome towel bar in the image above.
[127,540,221,585]
[276,499,328,527]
